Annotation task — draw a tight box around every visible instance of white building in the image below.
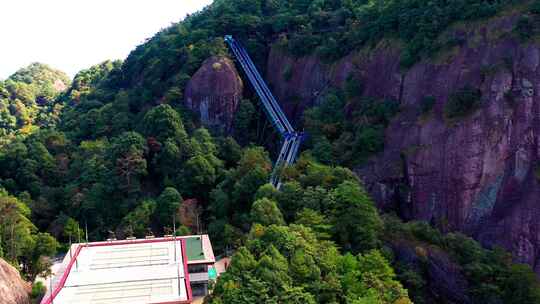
[41,235,215,304]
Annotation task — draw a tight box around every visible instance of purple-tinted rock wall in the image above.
[266,14,540,273]
[185,56,243,132]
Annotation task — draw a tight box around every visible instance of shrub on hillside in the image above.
[31,282,46,303]
[445,86,482,119]
[515,15,534,41]
[420,96,436,114]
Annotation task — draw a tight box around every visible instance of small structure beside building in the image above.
[184,235,216,297]
[40,235,215,304]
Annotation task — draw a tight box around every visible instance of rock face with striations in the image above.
[185,56,243,132]
[0,258,30,304]
[267,14,540,275]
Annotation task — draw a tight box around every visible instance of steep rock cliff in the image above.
[185,56,243,132]
[0,258,30,304]
[267,14,540,273]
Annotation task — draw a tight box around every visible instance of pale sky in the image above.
[0,0,214,79]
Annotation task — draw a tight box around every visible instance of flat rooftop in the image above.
[184,235,215,264]
[41,237,198,304]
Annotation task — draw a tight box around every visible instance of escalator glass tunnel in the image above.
[225,35,303,189]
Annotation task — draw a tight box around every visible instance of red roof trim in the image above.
[181,238,193,301]
[40,244,84,304]
[149,301,191,304]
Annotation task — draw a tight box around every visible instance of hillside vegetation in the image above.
[1,0,540,303]
[0,63,70,146]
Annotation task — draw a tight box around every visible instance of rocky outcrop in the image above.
[390,240,471,303]
[185,56,243,132]
[0,258,30,304]
[267,14,540,274]
[266,42,402,124]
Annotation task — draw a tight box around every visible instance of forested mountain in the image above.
[2,0,540,303]
[0,63,70,146]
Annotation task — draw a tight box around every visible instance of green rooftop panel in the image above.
[185,237,205,261]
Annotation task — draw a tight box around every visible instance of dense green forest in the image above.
[0,63,70,146]
[1,0,540,303]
